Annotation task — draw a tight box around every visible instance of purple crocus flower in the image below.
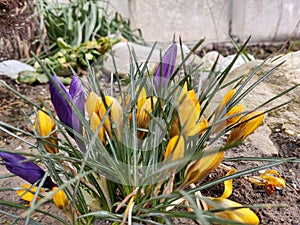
[50,75,85,136]
[0,152,57,189]
[153,42,177,89]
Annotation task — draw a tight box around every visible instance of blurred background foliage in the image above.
[0,0,144,83]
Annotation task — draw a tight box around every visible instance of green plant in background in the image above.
[19,37,119,84]
[18,0,144,84]
[38,0,143,48]
[0,38,298,225]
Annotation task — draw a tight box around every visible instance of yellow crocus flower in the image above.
[171,83,207,137]
[181,149,224,187]
[52,187,69,210]
[86,92,123,143]
[207,168,259,225]
[226,111,264,145]
[36,107,58,154]
[248,169,286,195]
[207,197,259,225]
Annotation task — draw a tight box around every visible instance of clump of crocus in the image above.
[0,152,68,210]
[153,42,177,90]
[50,75,85,151]
[35,107,58,154]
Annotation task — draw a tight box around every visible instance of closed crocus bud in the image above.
[0,152,57,189]
[99,96,123,139]
[52,187,68,210]
[226,111,264,146]
[50,75,85,150]
[207,197,259,225]
[181,149,224,187]
[86,92,123,142]
[35,107,58,154]
[153,42,177,90]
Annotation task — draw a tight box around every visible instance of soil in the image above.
[0,43,300,224]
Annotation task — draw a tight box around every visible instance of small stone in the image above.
[15,145,22,150]
[0,60,36,79]
[285,129,295,136]
[297,134,300,140]
[274,128,281,133]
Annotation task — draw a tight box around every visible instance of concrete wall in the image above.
[124,0,300,44]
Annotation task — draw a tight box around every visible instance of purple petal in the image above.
[69,75,85,133]
[154,42,177,88]
[0,152,57,189]
[50,76,73,128]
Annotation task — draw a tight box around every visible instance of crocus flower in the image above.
[86,91,123,143]
[0,152,68,210]
[49,75,85,139]
[35,107,58,154]
[171,83,207,137]
[181,149,224,187]
[226,111,264,145]
[206,168,259,225]
[153,42,177,89]
[0,152,56,189]
[207,197,259,225]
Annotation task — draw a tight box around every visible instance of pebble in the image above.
[274,128,281,133]
[285,129,295,136]
[297,134,300,140]
[15,145,22,150]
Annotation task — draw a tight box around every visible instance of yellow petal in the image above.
[213,105,245,134]
[207,197,259,225]
[16,184,43,204]
[86,91,100,118]
[261,169,286,188]
[36,107,58,154]
[164,135,185,162]
[175,90,201,137]
[52,187,68,210]
[248,169,286,195]
[136,96,157,137]
[90,112,106,144]
[98,96,123,139]
[183,149,224,186]
[220,168,237,199]
[214,89,236,120]
[226,111,264,145]
[136,87,147,112]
